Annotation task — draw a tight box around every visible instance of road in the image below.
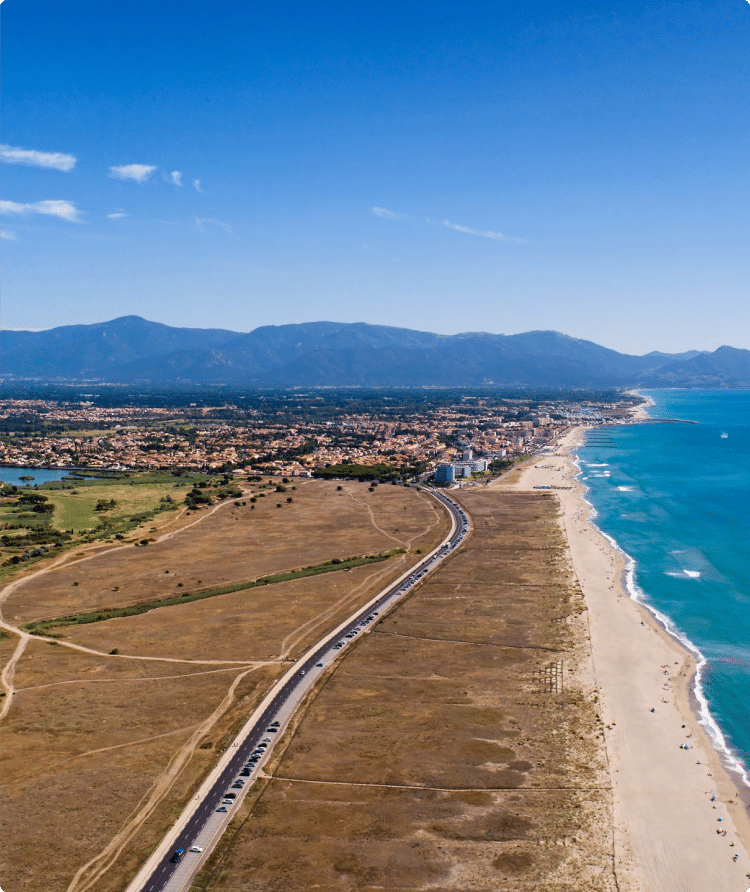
[125,486,468,892]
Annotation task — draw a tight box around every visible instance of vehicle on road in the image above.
[135,487,465,892]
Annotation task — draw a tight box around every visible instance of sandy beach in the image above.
[492,427,750,892]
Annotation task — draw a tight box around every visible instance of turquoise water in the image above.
[577,390,750,789]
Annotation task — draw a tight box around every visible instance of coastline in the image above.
[625,388,656,421]
[493,428,750,891]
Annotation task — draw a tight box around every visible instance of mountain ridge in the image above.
[2,316,749,389]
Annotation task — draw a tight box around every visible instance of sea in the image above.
[577,389,750,791]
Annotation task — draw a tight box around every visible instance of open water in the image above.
[0,467,73,486]
[577,390,750,790]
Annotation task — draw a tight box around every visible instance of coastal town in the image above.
[0,391,639,479]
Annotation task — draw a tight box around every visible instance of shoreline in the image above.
[625,388,656,421]
[623,391,750,800]
[493,427,750,891]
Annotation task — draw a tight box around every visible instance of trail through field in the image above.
[65,665,259,892]
[0,631,28,720]
[16,663,256,693]
[404,490,445,548]
[269,775,612,793]
[0,615,265,718]
[277,552,410,659]
[7,724,203,786]
[345,489,405,546]
[278,488,444,660]
[0,493,238,613]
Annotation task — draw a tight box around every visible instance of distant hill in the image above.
[0,316,237,380]
[2,316,749,389]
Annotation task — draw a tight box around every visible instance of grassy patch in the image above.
[45,483,182,532]
[24,549,405,634]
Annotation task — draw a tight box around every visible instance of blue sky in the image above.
[2,0,749,353]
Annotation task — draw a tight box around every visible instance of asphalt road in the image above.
[129,486,468,892]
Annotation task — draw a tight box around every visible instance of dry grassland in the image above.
[61,556,421,662]
[0,481,448,892]
[1,638,279,892]
[3,480,442,626]
[197,491,617,892]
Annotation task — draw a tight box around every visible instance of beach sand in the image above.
[491,428,750,892]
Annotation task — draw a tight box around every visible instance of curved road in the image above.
[125,486,468,892]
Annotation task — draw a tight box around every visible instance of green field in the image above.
[0,471,251,578]
[45,482,185,532]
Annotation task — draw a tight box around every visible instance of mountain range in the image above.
[2,316,749,389]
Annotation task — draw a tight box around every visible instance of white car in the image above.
[189,846,204,853]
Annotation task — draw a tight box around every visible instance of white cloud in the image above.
[0,144,76,172]
[109,163,156,183]
[193,216,230,232]
[442,219,526,243]
[0,199,81,222]
[1,230,18,240]
[169,170,183,187]
[193,178,203,193]
[372,206,404,221]
[106,210,128,220]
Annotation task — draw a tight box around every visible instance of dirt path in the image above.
[403,489,444,549]
[3,480,450,892]
[16,663,259,693]
[374,628,565,651]
[0,631,28,720]
[277,492,443,659]
[345,489,405,546]
[269,775,613,793]
[0,493,239,614]
[0,616,267,719]
[65,664,259,892]
[6,724,204,786]
[277,552,410,658]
